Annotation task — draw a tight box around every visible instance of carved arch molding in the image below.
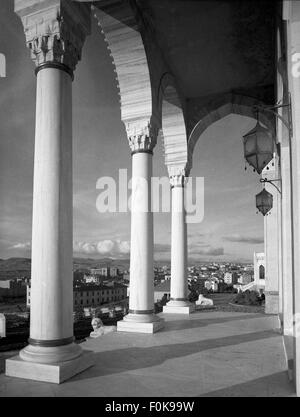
[76,0,276,170]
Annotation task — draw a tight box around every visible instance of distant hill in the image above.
[0,257,31,269]
[73,257,130,271]
[0,257,131,280]
[0,258,31,280]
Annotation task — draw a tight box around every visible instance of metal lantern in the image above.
[243,121,274,174]
[256,188,273,216]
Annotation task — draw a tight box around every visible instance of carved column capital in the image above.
[15,0,91,76]
[169,174,187,188]
[168,166,190,188]
[125,120,158,155]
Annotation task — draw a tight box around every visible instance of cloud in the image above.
[96,240,115,254]
[73,239,130,257]
[9,241,31,250]
[223,234,264,244]
[8,239,131,258]
[118,240,130,254]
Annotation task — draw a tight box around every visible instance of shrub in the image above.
[188,289,199,302]
[233,290,262,306]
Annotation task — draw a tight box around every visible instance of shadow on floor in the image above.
[70,329,279,382]
[0,314,269,377]
[160,313,268,333]
[198,371,295,397]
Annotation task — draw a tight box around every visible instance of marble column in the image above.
[263,158,281,315]
[163,173,195,314]
[280,107,295,378]
[6,0,94,384]
[285,0,300,394]
[117,123,164,333]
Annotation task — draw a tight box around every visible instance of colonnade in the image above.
[6,0,193,382]
[7,0,300,397]
[117,127,194,333]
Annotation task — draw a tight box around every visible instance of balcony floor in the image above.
[0,311,295,397]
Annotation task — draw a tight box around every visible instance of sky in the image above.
[0,0,264,263]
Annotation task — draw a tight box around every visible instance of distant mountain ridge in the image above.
[0,257,131,280]
[0,257,32,280]
[0,257,31,271]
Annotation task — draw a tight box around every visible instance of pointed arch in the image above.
[188,93,275,161]
[92,1,154,134]
[159,73,190,176]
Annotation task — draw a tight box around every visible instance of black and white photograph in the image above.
[0,0,299,402]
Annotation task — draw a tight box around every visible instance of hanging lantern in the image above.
[243,121,274,174]
[256,188,273,216]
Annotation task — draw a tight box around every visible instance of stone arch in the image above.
[92,2,155,135]
[159,73,190,176]
[188,93,275,163]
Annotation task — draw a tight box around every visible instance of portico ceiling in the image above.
[139,0,276,100]
[79,0,276,103]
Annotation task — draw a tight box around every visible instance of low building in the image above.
[224,272,238,285]
[204,280,218,292]
[0,279,27,299]
[90,267,109,276]
[238,273,253,285]
[74,283,127,308]
[232,272,239,285]
[27,282,127,309]
[123,273,130,282]
[224,272,233,284]
[84,274,102,285]
[89,266,119,278]
[110,266,119,277]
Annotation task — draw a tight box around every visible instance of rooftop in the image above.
[0,311,294,397]
[73,283,127,291]
[154,281,171,292]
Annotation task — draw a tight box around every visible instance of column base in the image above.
[5,349,95,384]
[117,313,164,334]
[265,291,279,314]
[19,342,82,364]
[163,299,195,315]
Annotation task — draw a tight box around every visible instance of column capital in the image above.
[125,120,158,155]
[15,0,91,75]
[168,166,190,188]
[169,174,187,188]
